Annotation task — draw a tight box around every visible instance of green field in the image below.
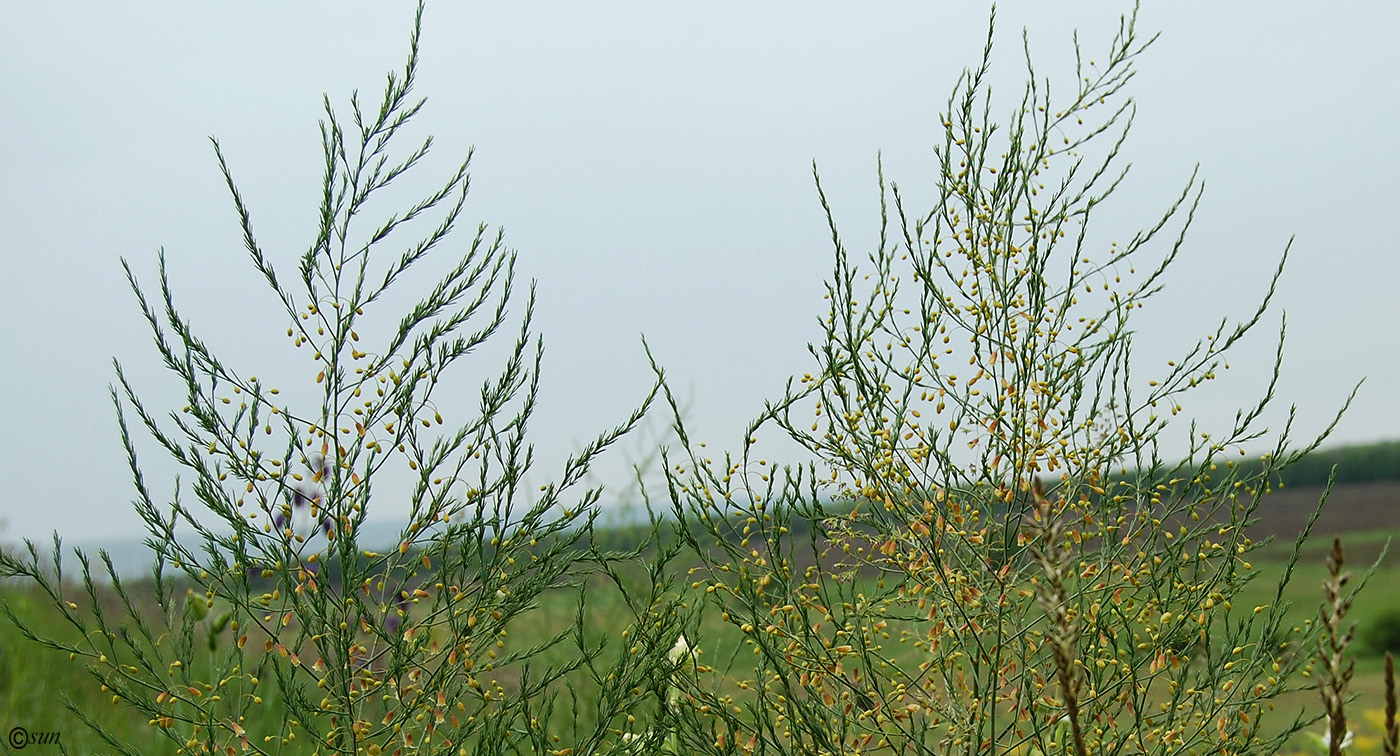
[1230,520,1400,755]
[3,483,1399,755]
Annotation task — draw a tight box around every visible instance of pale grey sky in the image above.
[2,2,1397,545]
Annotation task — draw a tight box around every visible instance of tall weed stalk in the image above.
[1,5,686,755]
[659,5,1359,756]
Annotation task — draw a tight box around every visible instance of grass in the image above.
[0,555,680,754]
[4,493,1397,754]
[0,587,185,755]
[1230,523,1400,754]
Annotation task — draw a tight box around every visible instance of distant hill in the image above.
[1246,479,1400,540]
[27,440,1398,580]
[1262,439,1400,487]
[39,519,409,581]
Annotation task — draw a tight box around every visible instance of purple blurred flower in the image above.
[306,452,332,482]
[269,454,338,540]
[381,586,412,636]
[290,480,319,510]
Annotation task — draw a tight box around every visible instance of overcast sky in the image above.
[2,2,1397,546]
